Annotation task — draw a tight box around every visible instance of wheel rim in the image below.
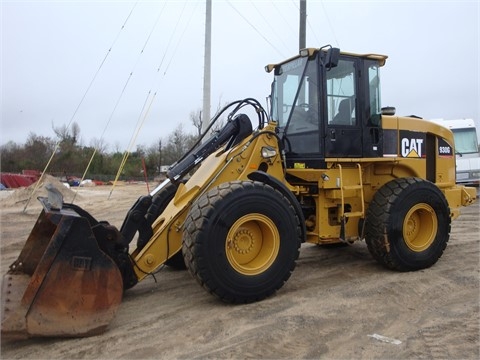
[226,213,280,276]
[403,203,437,252]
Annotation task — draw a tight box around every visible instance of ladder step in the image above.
[344,211,363,218]
[342,185,362,191]
[337,163,366,222]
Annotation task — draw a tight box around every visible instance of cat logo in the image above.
[400,134,425,158]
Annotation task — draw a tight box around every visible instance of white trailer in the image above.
[432,118,480,186]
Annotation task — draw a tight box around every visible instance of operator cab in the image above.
[267,47,388,168]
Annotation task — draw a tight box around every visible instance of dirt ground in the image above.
[0,180,479,359]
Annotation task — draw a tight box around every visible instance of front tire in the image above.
[365,177,451,271]
[182,181,302,303]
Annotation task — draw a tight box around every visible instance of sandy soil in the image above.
[0,181,479,359]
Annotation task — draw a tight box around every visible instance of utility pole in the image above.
[201,0,212,135]
[299,0,306,50]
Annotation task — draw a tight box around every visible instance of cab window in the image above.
[368,63,382,125]
[327,59,356,126]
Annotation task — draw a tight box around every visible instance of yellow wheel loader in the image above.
[2,46,476,339]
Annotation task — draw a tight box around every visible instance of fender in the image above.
[248,171,306,242]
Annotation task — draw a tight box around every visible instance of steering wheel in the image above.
[297,103,319,125]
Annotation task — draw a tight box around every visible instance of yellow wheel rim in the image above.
[403,203,437,252]
[225,213,280,276]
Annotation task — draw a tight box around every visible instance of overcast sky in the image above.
[1,0,479,151]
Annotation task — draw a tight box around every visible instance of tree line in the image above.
[1,110,214,182]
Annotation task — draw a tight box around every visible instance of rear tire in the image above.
[365,177,450,271]
[182,180,301,303]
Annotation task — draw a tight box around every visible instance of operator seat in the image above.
[331,98,351,125]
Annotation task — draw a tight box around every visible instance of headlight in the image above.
[261,146,277,159]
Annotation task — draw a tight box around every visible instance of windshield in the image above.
[270,56,321,154]
[270,57,308,126]
[452,128,479,154]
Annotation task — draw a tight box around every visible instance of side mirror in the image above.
[324,47,340,69]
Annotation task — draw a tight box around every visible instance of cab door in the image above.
[324,57,362,157]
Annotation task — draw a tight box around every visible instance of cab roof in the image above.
[265,47,388,73]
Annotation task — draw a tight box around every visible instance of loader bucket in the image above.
[1,202,123,339]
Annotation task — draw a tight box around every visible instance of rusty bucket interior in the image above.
[1,201,123,339]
